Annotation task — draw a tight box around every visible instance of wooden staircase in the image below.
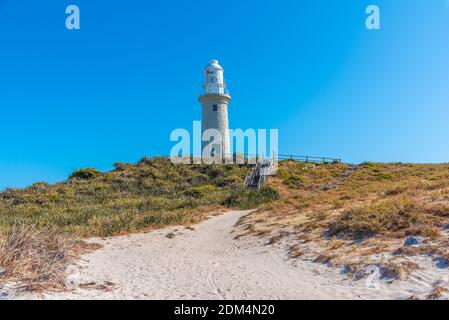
[244,157,278,189]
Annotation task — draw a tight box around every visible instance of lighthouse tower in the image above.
[199,59,231,159]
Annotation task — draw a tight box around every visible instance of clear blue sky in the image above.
[1,0,449,189]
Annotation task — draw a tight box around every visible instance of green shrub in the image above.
[217,175,244,187]
[223,186,280,209]
[187,173,210,185]
[284,174,303,186]
[113,162,129,171]
[69,168,101,180]
[374,173,393,180]
[0,157,282,237]
[278,168,303,186]
[183,185,218,198]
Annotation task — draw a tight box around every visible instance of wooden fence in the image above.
[245,154,341,164]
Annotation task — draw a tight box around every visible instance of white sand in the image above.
[2,210,448,300]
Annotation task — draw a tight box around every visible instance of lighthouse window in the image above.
[213,105,218,111]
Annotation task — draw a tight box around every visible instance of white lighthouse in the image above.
[199,59,231,159]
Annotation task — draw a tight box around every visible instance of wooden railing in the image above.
[143,154,341,164]
[244,154,341,164]
[278,154,341,163]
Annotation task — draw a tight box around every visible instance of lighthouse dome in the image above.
[205,59,223,71]
[202,58,227,95]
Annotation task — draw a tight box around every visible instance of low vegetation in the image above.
[0,156,278,290]
[4,157,449,292]
[238,160,449,281]
[0,225,76,292]
[0,157,277,237]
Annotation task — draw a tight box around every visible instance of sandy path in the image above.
[5,210,446,300]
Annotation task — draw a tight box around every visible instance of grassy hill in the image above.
[0,157,279,290]
[0,157,278,237]
[3,158,449,290]
[238,161,449,278]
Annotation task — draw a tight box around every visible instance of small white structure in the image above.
[199,59,231,158]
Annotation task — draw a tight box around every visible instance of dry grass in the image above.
[0,225,87,292]
[0,157,278,238]
[78,281,116,292]
[238,161,449,280]
[328,199,446,239]
[427,284,448,300]
[3,159,449,289]
[0,157,280,291]
[341,260,419,281]
[380,261,419,281]
[288,244,302,258]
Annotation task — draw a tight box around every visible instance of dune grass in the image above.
[0,156,280,290]
[0,225,76,292]
[238,160,449,278]
[0,157,278,238]
[241,160,449,238]
[5,157,449,290]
